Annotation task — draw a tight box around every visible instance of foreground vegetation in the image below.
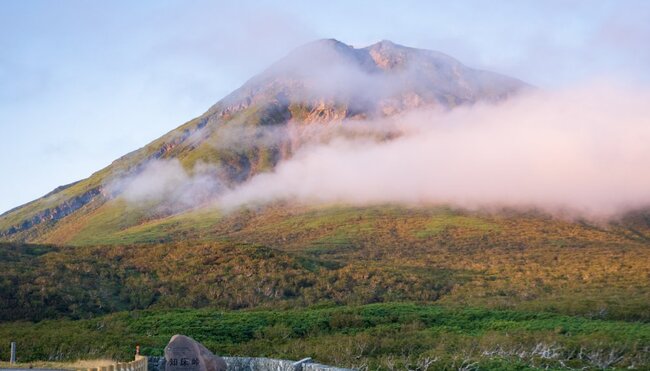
[1,205,649,369]
[1,303,648,370]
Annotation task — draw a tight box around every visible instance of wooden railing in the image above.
[79,355,147,371]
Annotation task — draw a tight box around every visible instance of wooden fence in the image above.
[78,355,147,371]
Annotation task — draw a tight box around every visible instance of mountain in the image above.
[2,40,650,370]
[0,39,529,243]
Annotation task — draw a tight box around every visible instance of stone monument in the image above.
[164,335,227,371]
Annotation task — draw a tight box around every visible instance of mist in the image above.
[218,82,650,219]
[107,159,224,213]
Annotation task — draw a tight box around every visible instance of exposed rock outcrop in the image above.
[0,187,103,238]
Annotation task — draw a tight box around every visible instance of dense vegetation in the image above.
[1,205,649,369]
[2,206,649,322]
[1,303,649,370]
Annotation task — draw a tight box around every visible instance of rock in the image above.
[164,334,227,371]
[0,186,103,237]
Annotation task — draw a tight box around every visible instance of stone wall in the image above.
[147,356,351,371]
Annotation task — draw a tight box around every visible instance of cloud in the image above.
[107,159,224,214]
[218,82,650,219]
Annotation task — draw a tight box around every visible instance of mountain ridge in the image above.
[0,39,530,242]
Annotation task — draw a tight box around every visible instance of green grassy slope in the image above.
[0,115,209,239]
[1,303,649,370]
[0,103,289,242]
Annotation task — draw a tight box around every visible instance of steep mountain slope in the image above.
[0,39,529,242]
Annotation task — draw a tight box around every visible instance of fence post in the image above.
[10,342,16,364]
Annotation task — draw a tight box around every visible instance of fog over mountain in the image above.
[1,39,648,242]
[219,81,650,219]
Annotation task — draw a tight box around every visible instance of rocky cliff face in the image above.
[0,39,529,241]
[0,188,104,238]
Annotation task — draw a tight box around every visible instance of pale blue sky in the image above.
[1,0,649,213]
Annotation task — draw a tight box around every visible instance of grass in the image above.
[37,200,224,246]
[108,210,223,245]
[70,207,223,246]
[0,303,648,370]
[413,214,499,239]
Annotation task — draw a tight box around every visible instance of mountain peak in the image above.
[234,39,528,105]
[288,38,354,56]
[0,38,530,241]
[367,39,400,49]
[311,38,349,46]
[301,39,403,53]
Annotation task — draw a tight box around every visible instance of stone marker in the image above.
[164,335,227,371]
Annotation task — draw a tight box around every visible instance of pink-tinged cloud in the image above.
[219,82,650,218]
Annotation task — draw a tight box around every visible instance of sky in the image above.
[1,0,649,214]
